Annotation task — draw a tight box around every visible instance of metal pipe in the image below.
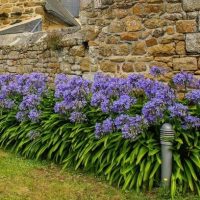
[160,123,175,188]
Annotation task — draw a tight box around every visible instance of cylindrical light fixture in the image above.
[160,123,175,188]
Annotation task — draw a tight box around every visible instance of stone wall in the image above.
[0,28,94,81]
[0,0,67,30]
[79,0,200,79]
[0,0,200,80]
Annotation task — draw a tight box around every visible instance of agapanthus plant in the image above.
[91,73,139,114]
[173,72,194,87]
[95,117,115,138]
[90,71,200,139]
[186,89,200,104]
[91,73,134,113]
[184,115,200,129]
[0,74,17,110]
[54,74,92,123]
[172,71,199,95]
[16,73,47,122]
[1,69,199,139]
[17,94,42,122]
[142,98,166,124]
[168,103,188,118]
[0,73,47,122]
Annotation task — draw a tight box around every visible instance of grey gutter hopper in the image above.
[45,0,80,27]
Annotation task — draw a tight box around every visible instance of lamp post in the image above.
[160,123,175,188]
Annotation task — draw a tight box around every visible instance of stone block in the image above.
[80,0,93,10]
[134,62,147,72]
[194,70,200,75]
[82,73,95,81]
[183,0,200,12]
[166,26,175,35]
[100,60,116,72]
[176,20,197,33]
[8,51,18,59]
[99,45,112,57]
[8,67,17,73]
[80,57,91,72]
[132,41,146,55]
[122,63,134,73]
[148,43,175,56]
[113,44,130,56]
[108,20,125,33]
[176,41,185,55]
[60,62,71,73]
[144,18,168,29]
[110,57,125,62]
[81,26,100,40]
[186,33,200,53]
[145,38,157,47]
[149,61,169,69]
[166,3,182,13]
[105,36,119,44]
[69,46,85,57]
[112,9,129,19]
[173,57,197,71]
[152,29,164,38]
[133,3,164,16]
[120,32,140,41]
[123,16,143,32]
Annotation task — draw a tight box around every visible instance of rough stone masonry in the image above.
[0,0,200,80]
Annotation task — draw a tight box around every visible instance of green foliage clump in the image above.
[46,31,63,51]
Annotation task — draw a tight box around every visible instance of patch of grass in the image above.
[0,149,141,200]
[0,149,198,200]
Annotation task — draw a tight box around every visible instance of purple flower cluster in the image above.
[120,115,148,139]
[125,73,175,104]
[168,103,188,118]
[95,115,148,139]
[167,101,200,129]
[91,73,195,137]
[142,98,166,124]
[0,73,47,122]
[16,73,47,122]
[194,78,200,90]
[95,118,115,138]
[186,90,200,104]
[69,111,87,123]
[135,77,175,103]
[0,75,16,109]
[17,94,41,122]
[114,114,132,130]
[54,74,91,123]
[173,72,195,88]
[184,115,200,129]
[149,66,167,77]
[112,95,137,113]
[2,72,199,139]
[91,73,136,114]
